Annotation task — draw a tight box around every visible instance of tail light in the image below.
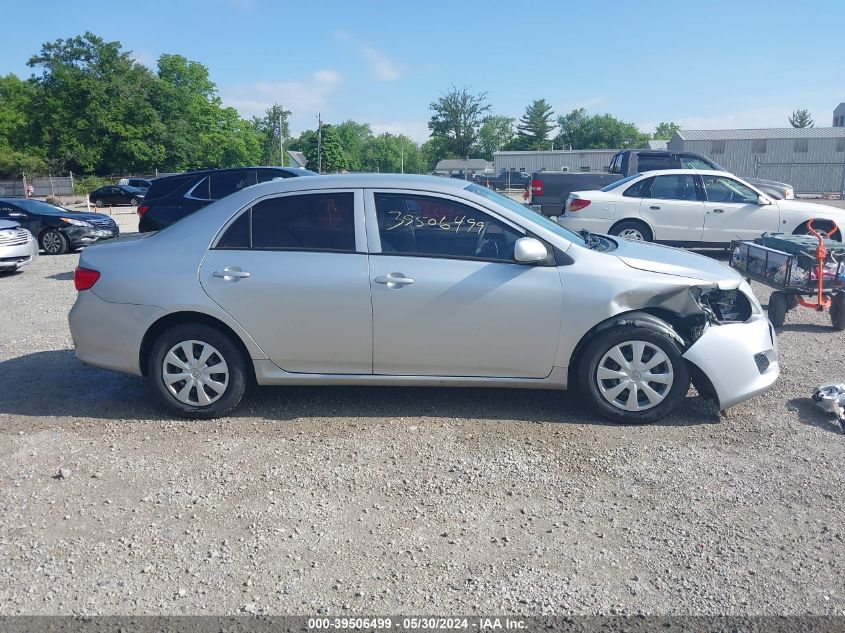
[530,179,543,196]
[569,199,591,212]
[137,204,150,216]
[74,267,100,291]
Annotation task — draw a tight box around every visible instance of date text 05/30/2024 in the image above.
[307,617,526,630]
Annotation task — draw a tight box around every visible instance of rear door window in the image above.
[647,174,699,201]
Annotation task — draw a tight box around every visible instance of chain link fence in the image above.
[755,162,845,197]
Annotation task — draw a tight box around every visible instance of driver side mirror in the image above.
[514,237,548,263]
[757,195,772,206]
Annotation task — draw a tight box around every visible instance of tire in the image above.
[610,220,653,242]
[94,199,105,208]
[767,291,788,328]
[130,197,140,206]
[578,326,690,424]
[40,229,69,255]
[830,293,845,331]
[787,294,799,310]
[148,323,248,419]
[795,221,841,241]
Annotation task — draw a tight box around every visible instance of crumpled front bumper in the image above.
[682,313,779,410]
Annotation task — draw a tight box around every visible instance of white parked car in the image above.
[560,170,844,245]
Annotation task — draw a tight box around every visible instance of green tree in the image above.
[515,99,556,150]
[335,120,374,171]
[420,136,453,171]
[554,109,649,149]
[302,124,348,173]
[788,109,814,128]
[360,133,422,173]
[653,122,681,140]
[428,86,491,158]
[477,115,515,160]
[26,31,166,174]
[251,104,291,165]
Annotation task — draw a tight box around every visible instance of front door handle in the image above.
[649,205,660,210]
[213,267,251,280]
[712,208,724,214]
[374,273,415,288]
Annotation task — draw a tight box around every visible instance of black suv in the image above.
[137,166,317,232]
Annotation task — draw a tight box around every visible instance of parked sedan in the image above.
[0,199,119,254]
[0,219,38,272]
[89,185,146,207]
[69,174,778,423]
[560,170,845,245]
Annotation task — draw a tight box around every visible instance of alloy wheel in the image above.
[596,340,674,412]
[42,231,63,254]
[161,340,229,407]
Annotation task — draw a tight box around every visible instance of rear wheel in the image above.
[40,229,69,255]
[130,197,140,206]
[578,326,690,424]
[830,293,845,331]
[768,291,788,328]
[148,323,248,419]
[610,220,653,242]
[94,198,105,208]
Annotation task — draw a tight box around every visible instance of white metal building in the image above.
[668,128,845,194]
[834,103,845,127]
[493,150,618,174]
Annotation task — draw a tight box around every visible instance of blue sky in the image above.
[2,0,844,142]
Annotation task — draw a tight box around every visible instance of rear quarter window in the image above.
[145,175,194,200]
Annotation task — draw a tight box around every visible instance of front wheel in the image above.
[94,198,105,208]
[40,229,69,255]
[148,324,248,419]
[609,220,653,242]
[578,326,690,424]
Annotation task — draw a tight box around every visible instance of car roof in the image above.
[155,166,309,181]
[239,173,472,194]
[635,168,734,178]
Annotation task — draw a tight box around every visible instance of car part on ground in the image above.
[69,174,779,423]
[811,383,845,433]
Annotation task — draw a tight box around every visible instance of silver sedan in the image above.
[68,174,778,423]
[0,219,38,272]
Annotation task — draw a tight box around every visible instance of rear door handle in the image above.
[375,273,415,287]
[649,205,660,210]
[213,267,250,280]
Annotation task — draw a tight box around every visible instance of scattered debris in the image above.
[811,383,845,432]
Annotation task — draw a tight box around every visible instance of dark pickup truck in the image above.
[529,149,794,216]
[473,170,531,190]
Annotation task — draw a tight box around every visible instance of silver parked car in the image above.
[0,219,38,272]
[68,175,779,423]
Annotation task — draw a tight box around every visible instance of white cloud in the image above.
[222,70,343,127]
[335,31,402,81]
[371,120,430,143]
[129,50,155,69]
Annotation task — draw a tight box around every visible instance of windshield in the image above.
[7,199,68,215]
[600,174,639,192]
[465,183,585,245]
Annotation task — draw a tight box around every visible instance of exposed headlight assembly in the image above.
[694,288,753,324]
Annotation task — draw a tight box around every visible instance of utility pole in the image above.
[279,113,284,166]
[400,137,404,174]
[317,112,322,174]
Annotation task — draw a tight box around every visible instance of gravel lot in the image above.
[1,209,844,617]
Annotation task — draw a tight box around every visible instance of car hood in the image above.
[747,176,791,188]
[0,219,20,230]
[612,238,741,289]
[776,199,845,217]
